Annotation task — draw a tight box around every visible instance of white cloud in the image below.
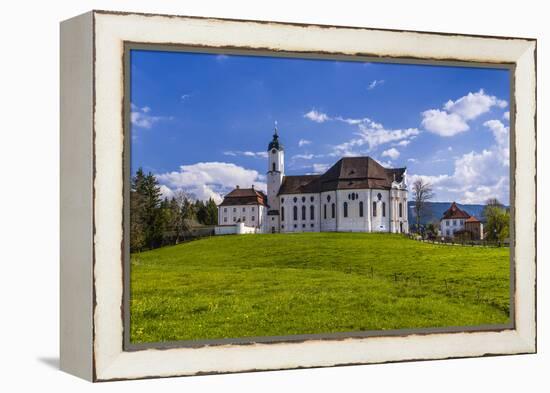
[394,140,411,147]
[330,118,419,157]
[483,119,509,166]
[156,162,266,204]
[409,119,510,204]
[382,148,400,160]
[367,79,385,90]
[503,111,510,121]
[298,139,312,147]
[444,89,507,120]
[421,109,469,137]
[130,104,172,129]
[407,158,418,163]
[312,163,330,174]
[223,150,268,159]
[181,94,192,101]
[304,109,330,123]
[421,89,508,137]
[293,154,315,160]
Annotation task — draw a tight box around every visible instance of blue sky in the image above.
[130,49,511,205]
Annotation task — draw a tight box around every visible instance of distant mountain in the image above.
[407,201,487,227]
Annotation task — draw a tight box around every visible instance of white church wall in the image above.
[320,191,337,232]
[369,189,391,232]
[335,189,371,232]
[279,193,320,233]
[390,188,408,234]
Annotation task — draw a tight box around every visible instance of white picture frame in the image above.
[60,10,536,381]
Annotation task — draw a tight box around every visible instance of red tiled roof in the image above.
[465,216,481,223]
[441,202,470,220]
[219,188,267,206]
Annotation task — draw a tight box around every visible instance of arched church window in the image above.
[359,201,364,217]
[293,206,298,220]
[331,203,335,218]
[281,206,285,221]
[302,196,306,202]
[377,193,382,201]
[343,202,348,217]
[399,202,403,218]
[281,197,285,204]
[310,196,314,202]
[324,204,327,219]
[293,197,297,203]
[382,202,386,217]
[327,195,331,202]
[310,205,314,220]
[301,205,306,220]
[272,162,276,171]
[373,201,377,217]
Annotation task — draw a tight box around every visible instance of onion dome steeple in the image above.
[267,121,283,151]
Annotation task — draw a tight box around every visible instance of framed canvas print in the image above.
[60,10,537,381]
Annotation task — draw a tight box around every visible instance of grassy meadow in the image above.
[130,233,510,343]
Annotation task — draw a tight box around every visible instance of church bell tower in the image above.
[267,122,284,213]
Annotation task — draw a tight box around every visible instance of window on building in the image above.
[359,201,364,217]
[293,197,297,203]
[301,205,306,220]
[373,202,377,217]
[446,220,449,226]
[294,224,297,228]
[453,220,457,226]
[252,207,255,212]
[327,195,331,202]
[233,217,236,222]
[281,198,284,203]
[242,217,246,222]
[281,206,285,221]
[233,208,236,212]
[252,216,255,221]
[331,203,335,218]
[224,217,227,222]
[310,196,314,202]
[311,223,314,228]
[223,207,227,212]
[399,203,403,218]
[302,196,306,202]
[324,204,327,219]
[272,162,276,171]
[293,206,298,220]
[382,202,386,217]
[446,229,450,236]
[460,219,464,225]
[310,205,314,220]
[343,202,348,217]
[242,207,246,212]
[302,223,306,228]
[281,224,284,229]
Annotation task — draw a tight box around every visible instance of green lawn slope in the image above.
[130,232,510,343]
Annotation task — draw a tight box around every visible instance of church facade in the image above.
[218,127,409,234]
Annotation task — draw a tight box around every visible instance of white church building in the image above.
[217,126,409,234]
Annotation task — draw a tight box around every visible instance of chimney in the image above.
[236,185,240,189]
[251,184,255,189]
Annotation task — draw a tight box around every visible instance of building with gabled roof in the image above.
[217,186,267,230]
[217,126,409,234]
[439,202,484,240]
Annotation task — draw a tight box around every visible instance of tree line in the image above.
[130,168,218,252]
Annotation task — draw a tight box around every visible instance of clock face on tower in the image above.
[271,149,276,154]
